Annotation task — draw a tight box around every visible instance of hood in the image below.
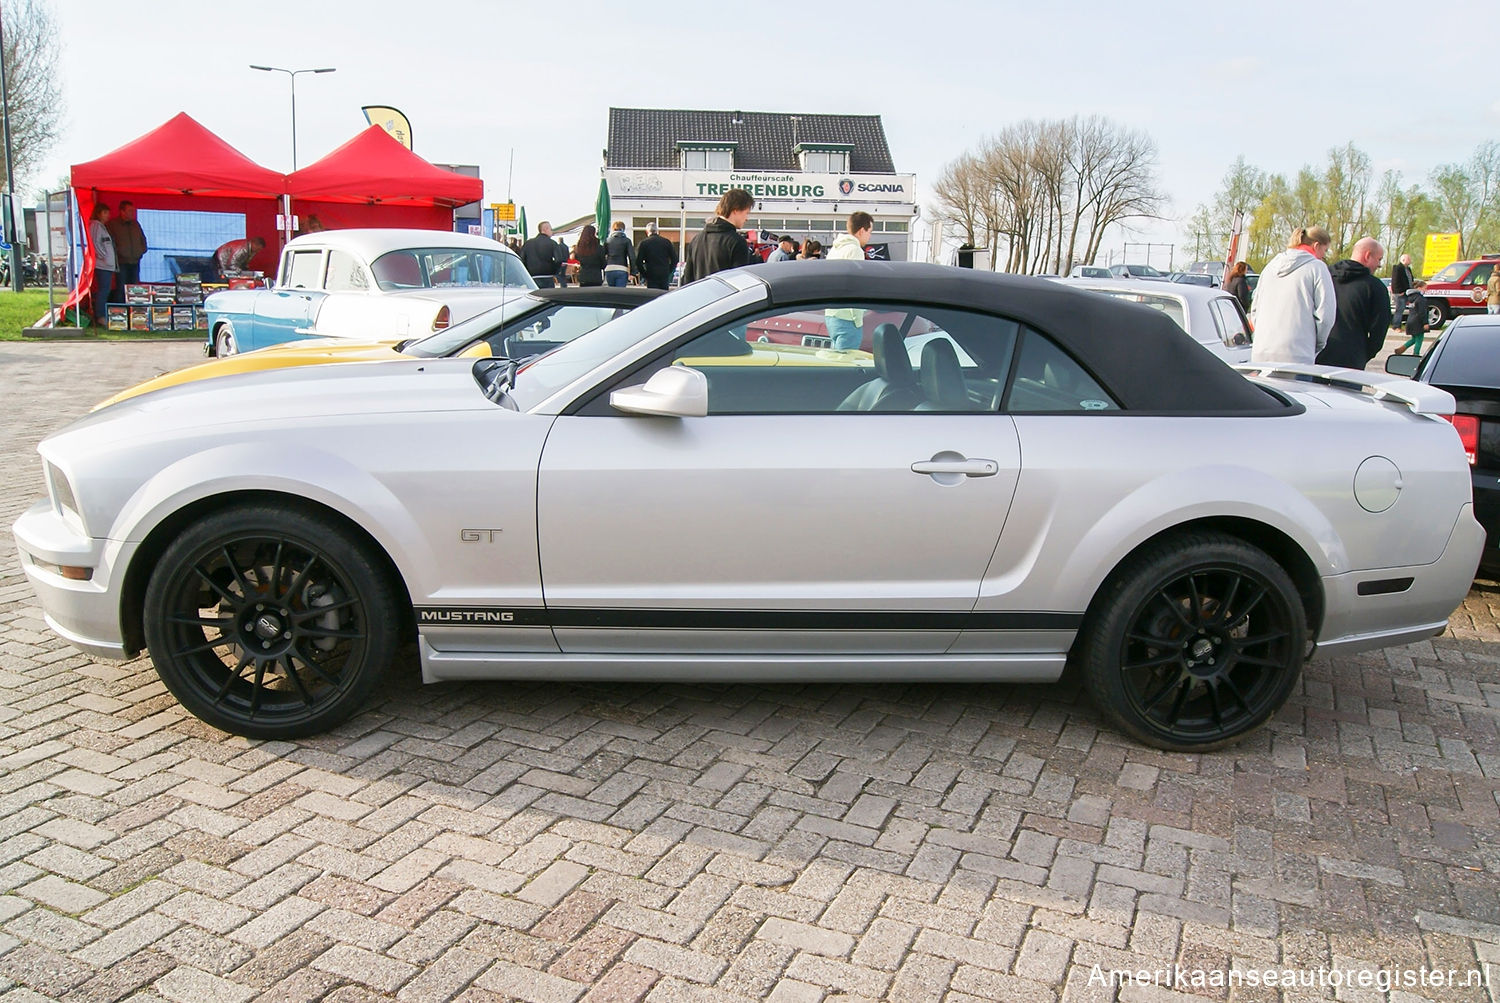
[92,340,407,410]
[701,217,739,235]
[70,357,493,446]
[832,233,863,253]
[1268,248,1320,278]
[1329,259,1372,284]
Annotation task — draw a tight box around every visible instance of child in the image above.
[1393,281,1430,356]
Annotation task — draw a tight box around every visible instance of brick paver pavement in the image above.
[0,339,1496,1002]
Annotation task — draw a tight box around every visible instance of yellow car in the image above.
[94,287,662,410]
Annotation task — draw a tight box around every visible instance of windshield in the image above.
[1431,262,1469,283]
[505,279,735,410]
[1077,288,1188,330]
[1127,264,1163,276]
[401,291,543,357]
[370,247,535,291]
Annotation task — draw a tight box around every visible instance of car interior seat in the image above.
[837,323,922,411]
[917,338,974,410]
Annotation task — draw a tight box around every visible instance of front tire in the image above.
[1076,532,1306,751]
[214,323,238,357]
[142,505,401,739]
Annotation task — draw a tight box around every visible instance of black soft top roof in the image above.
[751,260,1282,415]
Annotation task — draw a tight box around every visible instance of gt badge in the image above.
[460,529,503,543]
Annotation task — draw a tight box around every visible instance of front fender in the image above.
[106,441,434,601]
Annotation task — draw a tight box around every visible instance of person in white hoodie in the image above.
[1249,225,1336,364]
[825,211,873,350]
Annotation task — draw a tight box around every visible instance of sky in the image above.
[39,0,1494,266]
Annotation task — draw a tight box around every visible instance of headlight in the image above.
[46,462,80,521]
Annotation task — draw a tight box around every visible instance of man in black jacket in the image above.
[1391,252,1414,328]
[1316,237,1390,370]
[681,189,755,284]
[634,222,678,289]
[519,222,562,288]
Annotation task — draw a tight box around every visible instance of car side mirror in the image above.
[1385,354,1420,378]
[610,365,708,417]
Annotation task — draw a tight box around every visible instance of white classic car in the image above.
[203,229,535,356]
[1061,277,1253,364]
[15,263,1484,750]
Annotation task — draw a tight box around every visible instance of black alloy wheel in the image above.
[143,505,400,739]
[1078,532,1306,751]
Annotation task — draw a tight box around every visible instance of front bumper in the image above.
[1315,503,1484,656]
[12,499,135,661]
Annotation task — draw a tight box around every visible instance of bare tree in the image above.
[1,0,63,192]
[929,152,988,253]
[1321,143,1373,258]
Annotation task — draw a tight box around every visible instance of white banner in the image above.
[605,168,916,205]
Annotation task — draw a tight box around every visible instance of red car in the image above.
[1421,254,1498,327]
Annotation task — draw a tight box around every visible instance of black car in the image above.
[1387,313,1500,573]
[401,285,664,360]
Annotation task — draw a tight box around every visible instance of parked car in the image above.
[1167,272,1215,287]
[1108,263,1167,280]
[203,229,535,357]
[96,287,663,410]
[1070,264,1113,279]
[1420,255,1499,328]
[1061,278,1254,363]
[15,262,1482,751]
[1386,313,1500,573]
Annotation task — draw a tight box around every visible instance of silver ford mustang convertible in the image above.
[14,262,1485,750]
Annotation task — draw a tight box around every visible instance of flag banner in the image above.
[361,106,413,150]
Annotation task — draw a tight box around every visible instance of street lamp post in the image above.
[249,65,336,171]
[0,12,23,292]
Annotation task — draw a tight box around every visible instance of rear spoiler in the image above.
[1232,363,1456,415]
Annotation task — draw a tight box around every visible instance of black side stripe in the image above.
[414,607,1082,631]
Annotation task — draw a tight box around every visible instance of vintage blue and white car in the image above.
[14,263,1485,751]
[203,229,535,356]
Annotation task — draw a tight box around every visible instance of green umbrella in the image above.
[594,177,610,237]
[516,205,528,241]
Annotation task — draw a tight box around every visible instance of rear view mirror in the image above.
[610,365,708,417]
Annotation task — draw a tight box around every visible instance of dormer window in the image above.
[796,143,852,173]
[678,142,735,170]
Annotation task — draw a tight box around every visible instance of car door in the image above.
[251,248,323,350]
[535,301,1025,656]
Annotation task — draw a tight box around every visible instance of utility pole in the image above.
[0,10,23,292]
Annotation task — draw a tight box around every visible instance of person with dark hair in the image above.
[1225,260,1252,312]
[1393,281,1431,356]
[681,188,755,284]
[213,236,266,276]
[572,224,606,287]
[604,220,634,286]
[107,201,147,288]
[88,204,117,324]
[634,222,678,290]
[825,212,875,350]
[799,239,822,260]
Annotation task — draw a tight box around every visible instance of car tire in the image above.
[214,324,238,357]
[142,504,401,739]
[1427,301,1448,330]
[1075,531,1306,752]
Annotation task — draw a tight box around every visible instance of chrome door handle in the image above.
[911,457,999,477]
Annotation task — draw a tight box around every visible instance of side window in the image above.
[1470,263,1494,287]
[1210,298,1250,347]
[284,251,325,290]
[655,304,1019,415]
[1004,328,1119,413]
[323,250,369,292]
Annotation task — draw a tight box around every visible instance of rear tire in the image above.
[1426,301,1448,330]
[142,504,401,739]
[1075,531,1306,751]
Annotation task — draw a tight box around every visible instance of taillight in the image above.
[1446,414,1478,465]
[433,305,451,331]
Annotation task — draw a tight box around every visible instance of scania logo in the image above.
[838,178,854,196]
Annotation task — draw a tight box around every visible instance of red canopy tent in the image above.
[285,125,483,232]
[67,113,287,312]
